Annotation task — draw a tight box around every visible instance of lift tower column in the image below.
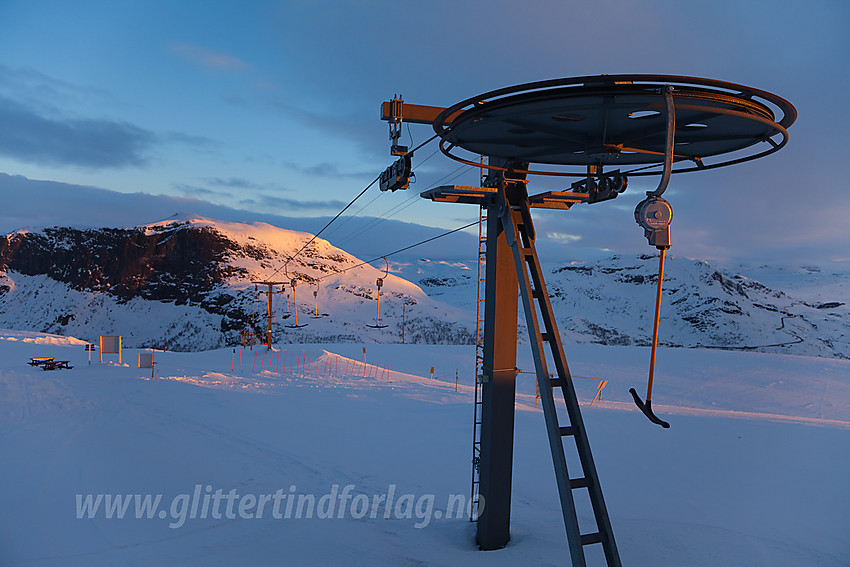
[476,160,526,550]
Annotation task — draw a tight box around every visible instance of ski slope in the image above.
[1,329,848,566]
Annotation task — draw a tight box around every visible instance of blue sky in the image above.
[1,0,848,265]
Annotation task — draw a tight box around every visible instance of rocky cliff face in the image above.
[0,223,258,336]
[2,225,237,298]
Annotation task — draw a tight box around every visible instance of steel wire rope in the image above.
[267,174,380,280]
[323,189,386,238]
[322,145,448,244]
[327,147,442,239]
[407,133,440,156]
[335,161,473,244]
[337,192,420,241]
[366,163,473,226]
[315,220,479,282]
[267,133,442,279]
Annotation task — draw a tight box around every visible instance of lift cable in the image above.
[314,220,479,282]
[323,149,441,240]
[337,162,473,244]
[335,192,420,243]
[269,134,442,279]
[408,133,440,156]
[267,173,380,280]
[369,160,469,226]
[323,189,386,238]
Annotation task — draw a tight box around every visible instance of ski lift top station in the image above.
[378,75,795,565]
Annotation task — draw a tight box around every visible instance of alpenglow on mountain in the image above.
[0,216,473,350]
[0,215,847,357]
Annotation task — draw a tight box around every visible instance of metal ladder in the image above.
[498,193,621,567]
[470,203,487,521]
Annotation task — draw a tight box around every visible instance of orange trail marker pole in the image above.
[591,380,608,407]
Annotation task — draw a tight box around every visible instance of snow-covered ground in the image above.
[1,329,848,566]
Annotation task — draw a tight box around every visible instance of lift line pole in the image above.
[252,281,286,349]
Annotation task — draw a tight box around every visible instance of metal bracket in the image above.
[387,94,408,156]
[570,169,628,204]
[650,85,676,197]
[379,154,412,191]
[635,85,676,249]
[635,195,673,249]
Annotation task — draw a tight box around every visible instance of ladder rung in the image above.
[570,477,591,489]
[540,332,550,342]
[580,532,604,546]
[559,426,576,437]
[549,377,560,388]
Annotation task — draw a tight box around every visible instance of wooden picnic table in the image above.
[29,357,55,367]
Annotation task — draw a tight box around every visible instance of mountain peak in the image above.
[0,218,471,350]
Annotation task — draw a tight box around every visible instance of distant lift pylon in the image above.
[311,285,328,318]
[251,281,287,348]
[285,279,307,329]
[366,257,390,329]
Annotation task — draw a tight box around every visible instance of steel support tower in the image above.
[381,75,795,565]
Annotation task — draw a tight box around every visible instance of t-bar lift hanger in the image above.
[366,257,390,329]
[630,86,675,428]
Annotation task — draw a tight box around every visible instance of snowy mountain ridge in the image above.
[0,215,847,358]
[400,254,850,359]
[0,215,473,350]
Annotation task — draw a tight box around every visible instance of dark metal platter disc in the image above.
[434,75,796,174]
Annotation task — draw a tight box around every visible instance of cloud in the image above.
[256,193,347,211]
[172,184,229,198]
[0,66,206,168]
[0,64,111,111]
[546,232,582,244]
[260,98,376,150]
[169,43,247,71]
[0,95,155,168]
[165,131,218,149]
[280,160,374,179]
[202,177,297,195]
[205,177,266,190]
[0,173,478,261]
[238,192,348,213]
